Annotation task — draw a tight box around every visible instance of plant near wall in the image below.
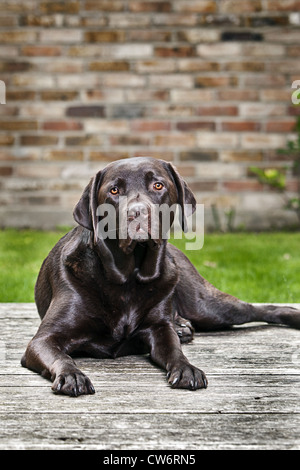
[250,116,300,227]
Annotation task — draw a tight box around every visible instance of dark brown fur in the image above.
[21,157,300,396]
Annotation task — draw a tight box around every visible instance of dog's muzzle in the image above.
[127,202,150,240]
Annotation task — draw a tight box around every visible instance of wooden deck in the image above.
[0,302,299,450]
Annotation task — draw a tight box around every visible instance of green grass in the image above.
[0,228,68,302]
[0,229,299,303]
[172,232,300,303]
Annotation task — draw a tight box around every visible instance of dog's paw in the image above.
[52,370,95,397]
[174,315,194,344]
[167,363,208,390]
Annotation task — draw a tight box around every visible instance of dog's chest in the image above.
[102,283,165,340]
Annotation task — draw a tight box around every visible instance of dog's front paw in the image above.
[167,363,208,390]
[52,370,95,397]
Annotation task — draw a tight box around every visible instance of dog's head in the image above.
[73,157,196,253]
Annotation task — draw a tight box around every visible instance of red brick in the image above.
[180,151,219,161]
[134,60,176,73]
[288,106,300,116]
[218,89,259,101]
[287,46,300,57]
[266,0,300,11]
[0,31,36,43]
[84,31,125,42]
[188,181,218,191]
[265,121,297,132]
[21,46,62,56]
[221,121,261,132]
[65,135,103,146]
[0,121,38,131]
[174,165,195,177]
[197,105,238,116]
[171,89,214,102]
[45,150,84,161]
[244,74,286,87]
[286,179,299,192]
[0,17,17,26]
[40,1,80,13]
[0,166,13,176]
[178,60,220,72]
[224,61,265,72]
[131,121,171,132]
[220,151,263,162]
[127,31,172,42]
[129,1,171,12]
[0,106,18,117]
[20,135,59,146]
[195,76,238,87]
[154,134,196,147]
[148,104,194,117]
[89,151,130,161]
[126,90,169,102]
[19,15,58,27]
[176,121,215,131]
[132,151,174,160]
[84,1,124,11]
[155,46,195,57]
[6,91,36,100]
[18,195,61,206]
[89,61,130,71]
[40,91,79,101]
[110,135,150,146]
[43,121,83,131]
[223,181,264,192]
[0,62,32,73]
[66,106,106,118]
[0,136,14,146]
[220,0,262,13]
[260,89,291,102]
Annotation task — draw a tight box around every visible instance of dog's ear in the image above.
[165,162,196,232]
[73,170,103,234]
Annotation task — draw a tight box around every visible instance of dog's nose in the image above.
[127,203,148,221]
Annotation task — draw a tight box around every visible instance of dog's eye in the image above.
[110,186,119,195]
[153,182,164,191]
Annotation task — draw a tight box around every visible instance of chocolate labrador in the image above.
[21,157,300,396]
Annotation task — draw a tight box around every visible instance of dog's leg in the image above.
[139,322,207,390]
[170,244,300,330]
[21,301,95,397]
[177,278,300,331]
[21,332,95,396]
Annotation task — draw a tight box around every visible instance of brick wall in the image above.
[0,0,299,230]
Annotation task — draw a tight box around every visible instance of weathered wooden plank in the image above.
[0,303,299,450]
[0,412,299,450]
[0,381,299,414]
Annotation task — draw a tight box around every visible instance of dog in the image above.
[21,157,300,396]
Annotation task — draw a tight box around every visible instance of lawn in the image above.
[0,229,299,303]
